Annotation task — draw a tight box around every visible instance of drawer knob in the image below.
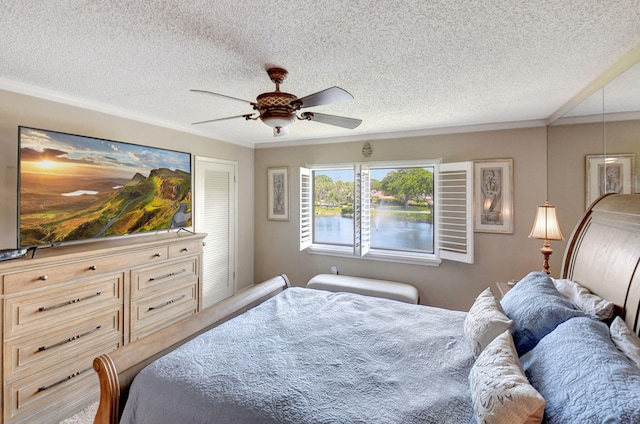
[89,265,98,271]
[181,247,189,252]
[154,252,162,258]
[39,275,48,281]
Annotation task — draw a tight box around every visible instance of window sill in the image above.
[305,246,442,267]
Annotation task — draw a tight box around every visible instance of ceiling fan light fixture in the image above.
[256,90,297,133]
[259,109,296,131]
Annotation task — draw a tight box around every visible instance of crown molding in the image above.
[255,119,547,149]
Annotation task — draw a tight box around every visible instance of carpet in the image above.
[59,402,97,424]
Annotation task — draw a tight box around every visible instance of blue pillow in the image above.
[521,317,640,423]
[500,271,584,355]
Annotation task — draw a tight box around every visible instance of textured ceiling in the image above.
[1,1,640,147]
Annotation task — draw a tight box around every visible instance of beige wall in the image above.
[255,127,550,311]
[0,88,256,291]
[548,119,640,257]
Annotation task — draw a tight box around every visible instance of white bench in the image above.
[306,274,419,304]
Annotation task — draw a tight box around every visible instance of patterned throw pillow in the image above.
[469,331,545,424]
[464,287,513,357]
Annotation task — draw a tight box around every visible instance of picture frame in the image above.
[474,159,514,234]
[585,154,635,208]
[267,166,290,221]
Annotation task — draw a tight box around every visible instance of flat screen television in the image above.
[18,126,192,248]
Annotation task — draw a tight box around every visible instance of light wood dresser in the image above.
[0,232,205,423]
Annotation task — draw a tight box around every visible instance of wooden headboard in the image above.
[562,193,640,335]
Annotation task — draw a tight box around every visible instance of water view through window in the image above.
[313,167,434,253]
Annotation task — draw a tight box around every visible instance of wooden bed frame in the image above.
[92,274,290,424]
[92,193,640,424]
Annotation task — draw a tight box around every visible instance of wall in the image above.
[547,122,603,254]
[548,118,640,257]
[254,127,550,311]
[0,88,256,291]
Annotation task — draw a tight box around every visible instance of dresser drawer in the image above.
[5,309,123,382]
[5,274,124,339]
[130,280,198,340]
[3,246,168,295]
[131,258,198,297]
[4,343,116,424]
[168,239,203,259]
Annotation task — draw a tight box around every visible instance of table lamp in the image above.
[529,201,564,274]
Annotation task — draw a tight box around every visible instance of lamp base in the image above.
[540,242,553,274]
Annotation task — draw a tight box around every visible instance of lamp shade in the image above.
[529,201,564,241]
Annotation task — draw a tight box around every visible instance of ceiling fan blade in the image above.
[300,112,362,129]
[293,86,354,109]
[190,89,256,106]
[191,114,254,125]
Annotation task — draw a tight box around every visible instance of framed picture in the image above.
[474,159,514,234]
[267,166,289,221]
[585,154,635,208]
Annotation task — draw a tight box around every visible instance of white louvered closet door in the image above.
[195,157,236,309]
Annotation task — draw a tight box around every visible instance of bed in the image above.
[92,193,640,424]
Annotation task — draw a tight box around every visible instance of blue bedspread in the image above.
[121,287,475,424]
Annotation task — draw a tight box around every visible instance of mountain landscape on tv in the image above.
[19,127,192,248]
[20,168,191,247]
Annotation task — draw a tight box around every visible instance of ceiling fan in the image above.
[191,67,362,137]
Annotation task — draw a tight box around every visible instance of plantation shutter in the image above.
[358,165,371,257]
[195,157,236,308]
[438,161,474,263]
[300,167,312,250]
[353,165,361,255]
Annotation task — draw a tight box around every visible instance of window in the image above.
[300,160,473,265]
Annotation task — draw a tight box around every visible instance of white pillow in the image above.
[552,278,614,320]
[469,331,546,424]
[610,316,640,369]
[464,287,513,357]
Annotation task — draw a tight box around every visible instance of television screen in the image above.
[18,127,192,248]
